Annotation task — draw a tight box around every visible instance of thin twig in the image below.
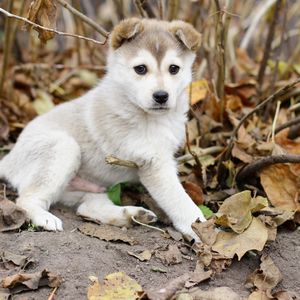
[0,8,107,45]
[275,116,300,134]
[131,216,166,233]
[157,0,164,20]
[224,77,300,160]
[256,0,282,96]
[56,0,109,38]
[134,0,156,18]
[270,101,281,143]
[105,155,139,168]
[236,154,300,187]
[0,0,14,96]
[167,0,179,21]
[47,287,58,300]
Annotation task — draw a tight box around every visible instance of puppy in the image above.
[0,18,206,240]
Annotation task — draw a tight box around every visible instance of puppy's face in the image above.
[107,19,201,114]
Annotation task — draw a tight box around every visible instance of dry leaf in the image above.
[188,80,209,105]
[0,251,34,270]
[87,272,143,300]
[25,0,57,42]
[189,286,241,300]
[155,244,182,265]
[185,261,212,288]
[232,143,253,163]
[1,269,61,294]
[246,255,282,297]
[78,223,136,245]
[192,218,218,246]
[212,217,268,260]
[215,191,268,234]
[260,164,300,212]
[0,198,28,232]
[273,290,300,300]
[127,250,152,262]
[182,181,204,206]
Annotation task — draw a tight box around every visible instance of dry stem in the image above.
[236,154,300,187]
[0,8,107,45]
[56,0,109,38]
[105,155,139,168]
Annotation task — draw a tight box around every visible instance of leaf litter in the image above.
[1,0,300,299]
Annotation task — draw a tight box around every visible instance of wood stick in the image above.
[0,8,107,45]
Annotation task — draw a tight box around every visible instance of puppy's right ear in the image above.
[110,18,144,50]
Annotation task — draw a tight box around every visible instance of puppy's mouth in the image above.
[149,106,170,112]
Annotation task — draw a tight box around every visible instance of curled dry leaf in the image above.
[155,244,182,265]
[1,269,61,294]
[182,181,204,205]
[260,164,300,212]
[215,190,268,234]
[78,223,136,245]
[212,217,268,260]
[25,0,58,42]
[246,255,282,297]
[0,251,34,270]
[87,272,143,300]
[192,218,218,246]
[184,261,212,288]
[0,198,28,232]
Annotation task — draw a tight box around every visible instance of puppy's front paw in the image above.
[124,207,158,224]
[31,211,63,231]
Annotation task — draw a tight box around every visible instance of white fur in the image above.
[0,34,205,241]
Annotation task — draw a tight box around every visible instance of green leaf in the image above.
[107,183,122,206]
[199,205,214,218]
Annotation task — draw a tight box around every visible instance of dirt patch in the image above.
[1,207,299,299]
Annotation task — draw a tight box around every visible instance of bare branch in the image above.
[0,8,107,46]
[236,154,300,187]
[275,116,300,134]
[56,0,109,38]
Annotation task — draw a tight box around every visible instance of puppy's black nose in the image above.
[153,91,169,104]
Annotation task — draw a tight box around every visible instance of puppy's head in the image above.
[107,18,201,114]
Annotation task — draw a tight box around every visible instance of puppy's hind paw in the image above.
[31,211,63,231]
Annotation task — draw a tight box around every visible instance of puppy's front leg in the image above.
[138,158,206,241]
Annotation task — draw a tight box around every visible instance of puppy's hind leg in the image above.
[16,134,81,231]
[77,193,157,227]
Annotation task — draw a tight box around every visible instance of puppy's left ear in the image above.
[110,18,144,50]
[169,21,202,51]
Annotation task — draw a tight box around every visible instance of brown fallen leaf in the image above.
[246,255,282,297]
[1,269,61,294]
[260,164,300,212]
[192,218,218,246]
[127,250,152,262]
[189,286,241,300]
[215,191,268,234]
[232,143,253,163]
[155,244,182,265]
[182,181,204,206]
[87,272,143,300]
[0,198,28,232]
[78,223,136,245]
[0,251,34,270]
[248,290,272,300]
[25,0,58,42]
[184,261,212,288]
[212,217,268,260]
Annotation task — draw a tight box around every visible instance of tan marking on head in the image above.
[168,20,202,51]
[110,18,144,50]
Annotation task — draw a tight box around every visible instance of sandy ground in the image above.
[0,206,299,300]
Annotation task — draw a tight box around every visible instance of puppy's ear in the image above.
[111,18,144,50]
[169,21,202,51]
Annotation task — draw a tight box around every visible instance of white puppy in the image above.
[0,18,206,240]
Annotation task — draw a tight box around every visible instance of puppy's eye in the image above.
[169,65,180,75]
[134,65,147,75]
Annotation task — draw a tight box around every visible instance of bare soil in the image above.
[1,206,299,300]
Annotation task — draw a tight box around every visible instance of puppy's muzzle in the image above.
[153,90,169,105]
